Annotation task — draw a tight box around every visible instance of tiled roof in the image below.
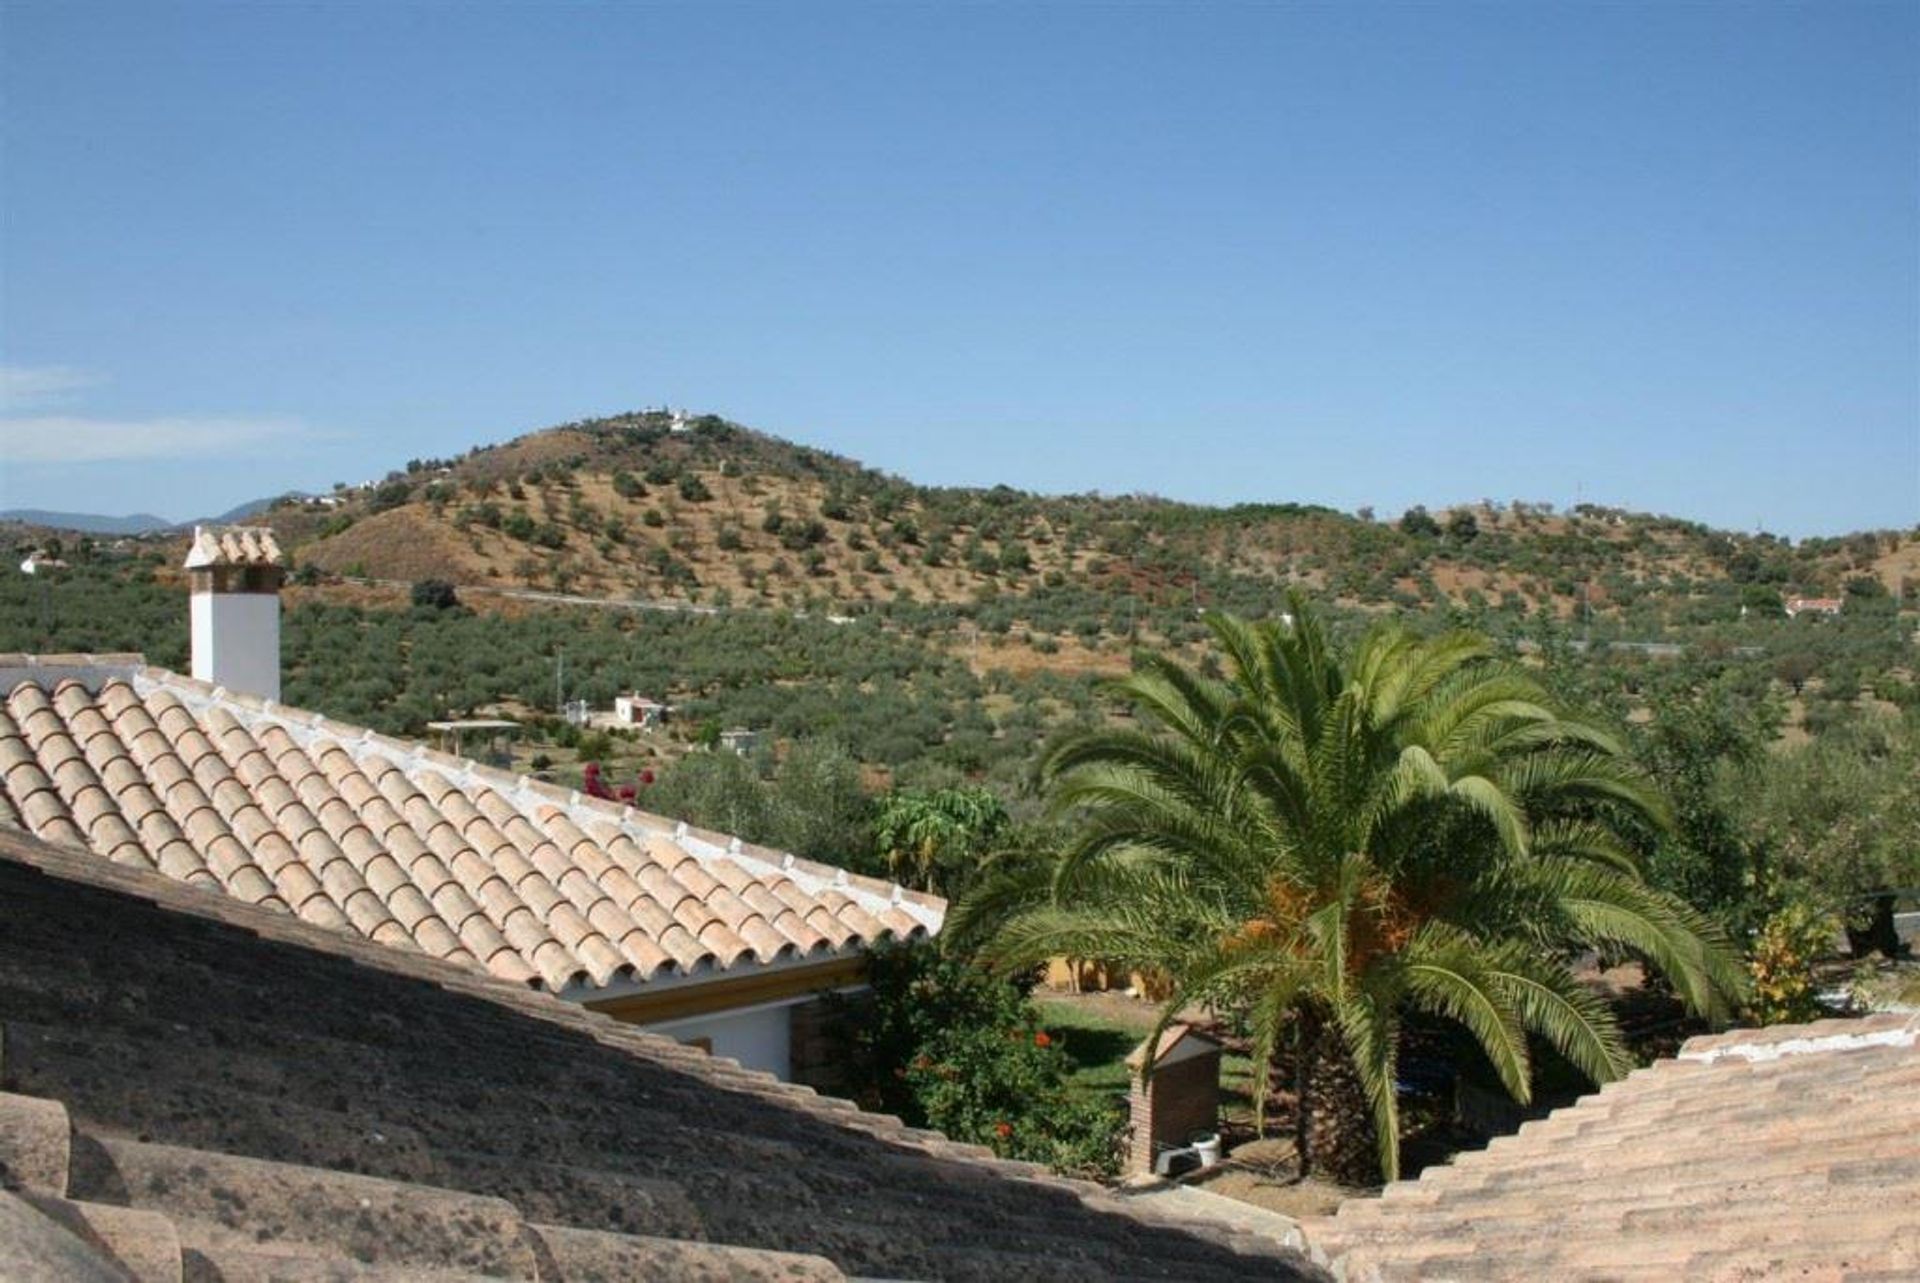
[0,828,1324,1281]
[1304,1013,1920,1281]
[182,524,283,569]
[0,659,941,995]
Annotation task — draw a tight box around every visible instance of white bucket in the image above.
[1192,1133,1222,1169]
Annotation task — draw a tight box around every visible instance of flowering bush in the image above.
[833,942,1124,1179]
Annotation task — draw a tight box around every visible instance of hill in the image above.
[251,410,1914,632]
[0,508,173,535]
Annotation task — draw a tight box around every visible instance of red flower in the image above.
[1033,1031,1052,1048]
[993,1121,1013,1139]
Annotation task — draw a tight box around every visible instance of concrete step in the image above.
[68,1135,538,1280]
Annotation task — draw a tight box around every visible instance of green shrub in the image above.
[411,579,460,611]
[835,943,1124,1180]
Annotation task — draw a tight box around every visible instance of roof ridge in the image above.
[1677,1014,1919,1065]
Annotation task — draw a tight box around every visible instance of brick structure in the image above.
[1126,1025,1224,1177]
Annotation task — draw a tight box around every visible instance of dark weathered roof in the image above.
[1303,1013,1920,1281]
[0,828,1322,1281]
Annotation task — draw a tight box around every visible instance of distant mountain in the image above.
[203,494,294,524]
[0,509,173,535]
[1,494,306,537]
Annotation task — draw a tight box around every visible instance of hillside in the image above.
[246,410,1912,629]
[12,410,1914,674]
[4,411,1914,841]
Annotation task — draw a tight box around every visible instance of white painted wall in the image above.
[191,591,281,701]
[643,1002,793,1079]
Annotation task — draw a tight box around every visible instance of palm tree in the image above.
[956,602,1744,1185]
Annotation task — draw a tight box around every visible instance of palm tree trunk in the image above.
[1296,1007,1382,1187]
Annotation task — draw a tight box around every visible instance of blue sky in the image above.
[2,2,1914,537]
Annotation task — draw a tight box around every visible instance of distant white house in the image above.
[719,728,762,755]
[614,695,673,730]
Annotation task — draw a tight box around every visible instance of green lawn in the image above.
[1035,998,1154,1097]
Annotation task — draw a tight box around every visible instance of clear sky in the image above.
[2,1,1915,537]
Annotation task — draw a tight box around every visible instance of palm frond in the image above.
[1401,926,1533,1103]
[1527,859,1747,1020]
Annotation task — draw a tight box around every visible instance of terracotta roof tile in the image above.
[1,664,941,1003]
[182,524,283,569]
[1305,1015,1920,1280]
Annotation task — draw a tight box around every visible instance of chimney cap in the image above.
[184,525,284,571]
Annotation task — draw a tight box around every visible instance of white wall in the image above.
[643,1002,792,1079]
[190,591,281,701]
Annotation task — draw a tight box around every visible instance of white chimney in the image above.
[184,525,285,701]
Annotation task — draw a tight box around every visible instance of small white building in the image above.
[719,728,761,755]
[614,695,673,729]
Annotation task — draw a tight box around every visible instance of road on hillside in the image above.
[342,577,720,616]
